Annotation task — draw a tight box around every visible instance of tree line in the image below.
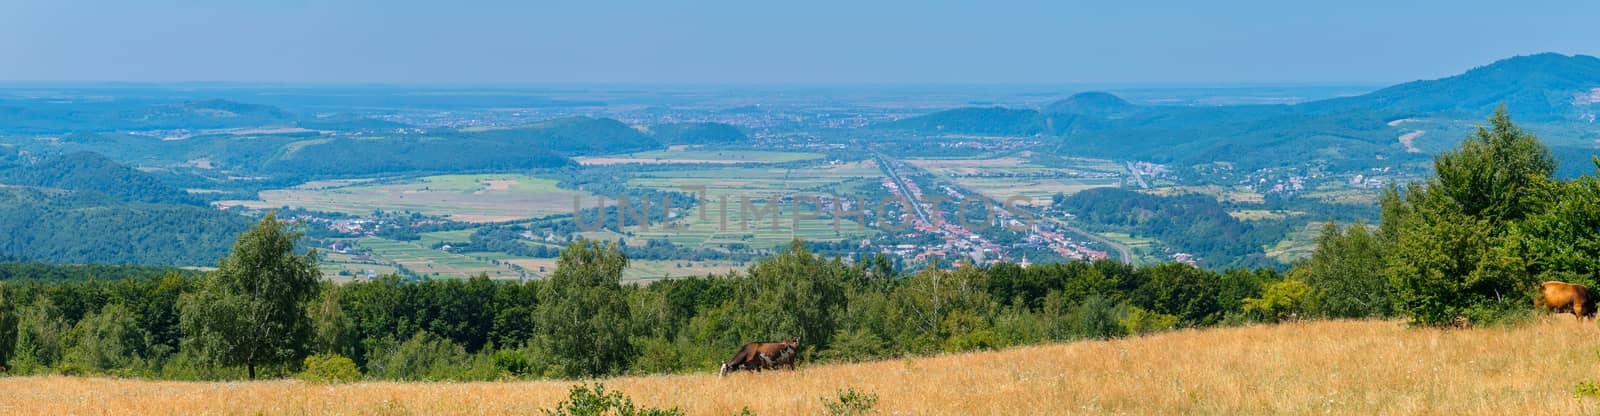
[0,213,1293,380]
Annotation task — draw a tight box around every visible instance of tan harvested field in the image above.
[5,319,1600,415]
[220,174,595,223]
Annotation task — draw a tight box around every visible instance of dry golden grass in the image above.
[5,319,1600,415]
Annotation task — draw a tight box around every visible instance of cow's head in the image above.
[784,338,800,349]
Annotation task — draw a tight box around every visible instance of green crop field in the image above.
[418,229,476,247]
[632,199,876,250]
[627,160,882,198]
[1144,185,1266,204]
[951,176,1122,206]
[1095,231,1164,265]
[1266,221,1378,263]
[1227,209,1304,221]
[316,251,401,281]
[500,257,745,282]
[354,237,522,279]
[220,174,595,222]
[908,156,1125,205]
[1302,182,1384,205]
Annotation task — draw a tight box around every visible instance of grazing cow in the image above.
[1535,281,1596,319]
[719,338,800,376]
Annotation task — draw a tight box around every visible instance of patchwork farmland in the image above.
[220,174,595,223]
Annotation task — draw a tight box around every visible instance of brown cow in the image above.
[719,338,800,376]
[1535,281,1596,319]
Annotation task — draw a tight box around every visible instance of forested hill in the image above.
[1303,53,1600,120]
[0,99,296,134]
[1057,187,1280,268]
[0,151,198,205]
[443,117,659,155]
[0,186,247,266]
[1043,91,1141,117]
[876,53,1600,170]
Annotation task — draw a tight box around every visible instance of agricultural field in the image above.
[620,259,746,282]
[599,161,884,250]
[944,176,1122,206]
[1266,222,1325,263]
[352,237,522,279]
[11,319,1599,415]
[575,148,825,165]
[417,229,476,247]
[907,155,1124,205]
[627,160,883,198]
[631,203,876,250]
[219,174,595,223]
[1094,231,1163,265]
[1143,185,1266,204]
[330,235,742,282]
[1266,221,1379,263]
[315,251,400,282]
[500,257,744,282]
[1227,209,1304,221]
[1301,182,1384,205]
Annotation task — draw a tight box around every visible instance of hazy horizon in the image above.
[2,0,1598,85]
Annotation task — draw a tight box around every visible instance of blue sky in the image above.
[2,0,1596,84]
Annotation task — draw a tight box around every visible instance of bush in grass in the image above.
[299,353,361,383]
[822,387,878,416]
[540,382,683,416]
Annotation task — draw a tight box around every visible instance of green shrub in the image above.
[64,304,149,372]
[299,353,362,383]
[1243,279,1317,322]
[491,348,533,377]
[1119,305,1178,335]
[1069,295,1126,340]
[540,383,684,416]
[821,388,878,416]
[364,331,471,381]
[1575,381,1600,398]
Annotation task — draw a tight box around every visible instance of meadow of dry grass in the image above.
[4,318,1600,415]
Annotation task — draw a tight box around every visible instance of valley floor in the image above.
[3,318,1599,415]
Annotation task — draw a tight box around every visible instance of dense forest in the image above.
[0,151,199,205]
[0,187,248,266]
[0,226,1286,380]
[1056,187,1281,268]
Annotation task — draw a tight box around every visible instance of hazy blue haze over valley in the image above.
[2,0,1598,84]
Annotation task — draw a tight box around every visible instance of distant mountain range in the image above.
[1305,53,1600,121]
[880,53,1600,171]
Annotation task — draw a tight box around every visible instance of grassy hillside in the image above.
[5,319,1598,415]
